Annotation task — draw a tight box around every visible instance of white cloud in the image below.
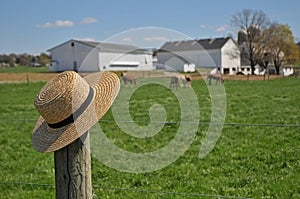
[144,36,169,42]
[36,22,52,28]
[36,20,74,28]
[216,25,228,32]
[74,37,97,42]
[55,20,73,27]
[200,24,229,32]
[79,17,98,24]
[200,24,207,29]
[37,17,97,28]
[200,24,215,29]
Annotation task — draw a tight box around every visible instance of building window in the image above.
[71,42,75,47]
[224,68,230,74]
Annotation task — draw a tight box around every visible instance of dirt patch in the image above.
[0,72,285,83]
[223,74,283,81]
[190,74,283,81]
[0,73,58,83]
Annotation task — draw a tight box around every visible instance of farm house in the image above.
[156,37,241,74]
[48,39,153,72]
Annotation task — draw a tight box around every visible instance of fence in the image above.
[1,76,299,198]
[0,181,254,199]
[1,70,298,85]
[0,118,299,198]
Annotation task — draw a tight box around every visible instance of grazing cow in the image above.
[170,74,193,89]
[183,75,192,87]
[121,72,136,85]
[170,76,179,89]
[207,74,224,85]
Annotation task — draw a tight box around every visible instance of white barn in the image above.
[157,37,241,74]
[48,39,153,72]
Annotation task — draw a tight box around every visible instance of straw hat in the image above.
[32,71,120,153]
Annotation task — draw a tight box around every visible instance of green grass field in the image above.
[0,66,48,73]
[0,77,299,198]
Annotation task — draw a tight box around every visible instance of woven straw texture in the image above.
[32,71,120,152]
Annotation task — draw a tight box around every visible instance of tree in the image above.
[8,53,17,67]
[263,23,300,74]
[16,53,31,66]
[0,54,9,65]
[38,52,50,66]
[259,52,272,69]
[296,42,300,65]
[231,9,270,74]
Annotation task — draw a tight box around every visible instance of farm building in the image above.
[156,37,241,74]
[48,39,153,72]
[282,66,294,76]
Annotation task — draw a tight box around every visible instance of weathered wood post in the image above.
[54,132,92,199]
[26,74,30,85]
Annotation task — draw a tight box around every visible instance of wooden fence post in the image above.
[54,131,92,199]
[26,74,29,85]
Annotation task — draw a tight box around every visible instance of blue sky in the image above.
[1,0,299,54]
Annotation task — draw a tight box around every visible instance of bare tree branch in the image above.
[231,9,270,74]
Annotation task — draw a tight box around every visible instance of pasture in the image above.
[0,66,48,73]
[0,76,299,198]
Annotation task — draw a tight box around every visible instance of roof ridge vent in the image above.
[175,41,182,46]
[209,38,216,44]
[192,40,198,46]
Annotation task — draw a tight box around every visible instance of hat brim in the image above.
[32,72,120,153]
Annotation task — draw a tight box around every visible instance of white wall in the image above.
[164,56,185,71]
[238,66,252,75]
[163,57,196,72]
[283,67,294,76]
[100,52,153,71]
[80,48,100,72]
[49,41,97,72]
[221,39,241,75]
[49,42,74,71]
[157,49,219,72]
[49,40,153,72]
[254,67,266,75]
[192,50,220,68]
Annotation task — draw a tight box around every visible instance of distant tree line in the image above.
[0,53,50,67]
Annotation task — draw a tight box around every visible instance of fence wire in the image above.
[0,118,299,128]
[0,181,253,199]
[0,117,297,199]
[0,75,298,199]
[93,185,254,199]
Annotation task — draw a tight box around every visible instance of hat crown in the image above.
[34,71,90,125]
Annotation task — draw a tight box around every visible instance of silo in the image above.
[238,29,247,45]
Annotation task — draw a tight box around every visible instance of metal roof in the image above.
[48,39,151,54]
[159,37,235,52]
